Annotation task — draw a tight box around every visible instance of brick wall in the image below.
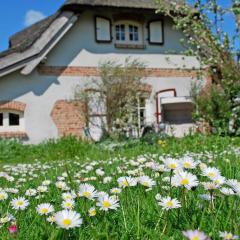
[51,100,87,138]
[0,101,26,112]
[38,66,199,78]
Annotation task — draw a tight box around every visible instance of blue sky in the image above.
[0,0,64,51]
[0,0,238,52]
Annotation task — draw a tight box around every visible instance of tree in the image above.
[157,0,240,135]
[74,58,147,139]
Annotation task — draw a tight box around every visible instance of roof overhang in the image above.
[161,96,193,105]
[0,11,78,78]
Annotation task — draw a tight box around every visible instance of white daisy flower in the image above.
[117,176,137,188]
[55,181,67,190]
[54,210,83,229]
[158,196,181,210]
[11,197,29,210]
[138,176,156,188]
[110,188,122,194]
[172,171,199,190]
[97,195,119,211]
[62,200,75,210]
[37,186,48,193]
[181,157,198,169]
[25,189,37,196]
[219,231,238,239]
[36,203,54,215]
[202,167,221,180]
[62,192,76,201]
[78,183,97,199]
[0,191,8,201]
[88,207,97,217]
[220,187,235,196]
[182,229,210,240]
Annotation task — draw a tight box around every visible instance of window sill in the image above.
[114,43,146,49]
[0,131,28,139]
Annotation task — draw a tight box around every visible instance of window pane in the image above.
[129,25,139,41]
[0,113,3,126]
[9,113,20,126]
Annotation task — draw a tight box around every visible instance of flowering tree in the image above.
[157,0,240,135]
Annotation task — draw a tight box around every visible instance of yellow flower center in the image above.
[17,201,23,206]
[169,163,176,169]
[208,172,215,177]
[0,194,4,200]
[89,209,96,216]
[102,201,111,208]
[123,180,129,186]
[65,202,72,207]
[192,236,200,240]
[62,218,72,226]
[184,162,191,168]
[226,234,233,239]
[41,208,48,214]
[143,181,149,187]
[181,178,189,185]
[83,192,90,198]
[166,201,173,208]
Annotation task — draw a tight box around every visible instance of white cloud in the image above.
[24,10,46,27]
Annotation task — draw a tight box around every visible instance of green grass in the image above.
[0,135,239,239]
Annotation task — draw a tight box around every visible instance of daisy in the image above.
[172,171,199,190]
[37,186,48,193]
[219,231,238,239]
[11,197,29,210]
[46,215,56,224]
[54,210,83,229]
[110,188,122,194]
[162,158,181,171]
[202,167,221,180]
[78,183,97,199]
[61,200,75,210]
[25,189,37,196]
[62,192,76,201]
[36,203,54,215]
[88,207,97,217]
[181,157,198,169]
[55,181,67,190]
[158,196,181,210]
[138,176,156,188]
[182,230,210,240]
[0,191,8,201]
[220,187,235,196]
[117,176,137,188]
[202,182,219,191]
[96,195,119,211]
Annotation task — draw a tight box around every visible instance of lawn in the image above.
[0,135,239,240]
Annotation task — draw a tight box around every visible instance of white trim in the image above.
[0,110,25,132]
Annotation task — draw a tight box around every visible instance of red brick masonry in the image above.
[51,100,86,138]
[0,132,27,139]
[38,66,199,78]
[0,101,26,112]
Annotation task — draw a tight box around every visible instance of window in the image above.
[0,111,24,132]
[9,113,20,126]
[115,21,143,45]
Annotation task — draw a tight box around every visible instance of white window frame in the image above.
[114,20,143,45]
[0,110,25,132]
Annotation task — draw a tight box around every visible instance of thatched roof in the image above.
[0,12,59,59]
[62,0,158,10]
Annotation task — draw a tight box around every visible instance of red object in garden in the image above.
[8,225,17,234]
